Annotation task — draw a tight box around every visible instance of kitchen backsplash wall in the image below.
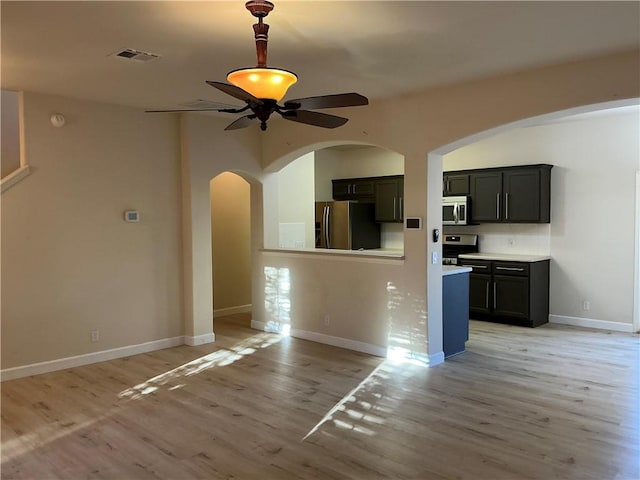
[444,224,551,255]
[381,223,404,250]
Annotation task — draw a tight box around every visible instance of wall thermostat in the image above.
[405,217,422,230]
[124,210,140,222]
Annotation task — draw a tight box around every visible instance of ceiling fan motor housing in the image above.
[245,1,274,18]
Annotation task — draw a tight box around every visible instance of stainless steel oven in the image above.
[442,234,478,265]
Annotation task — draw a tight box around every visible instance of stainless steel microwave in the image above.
[443,196,470,225]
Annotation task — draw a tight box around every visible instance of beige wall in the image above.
[1,90,21,178]
[210,172,251,313]
[1,92,183,368]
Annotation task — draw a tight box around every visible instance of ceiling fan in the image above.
[147,0,368,131]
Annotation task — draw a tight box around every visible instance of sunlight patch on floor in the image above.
[119,332,283,400]
[302,360,390,441]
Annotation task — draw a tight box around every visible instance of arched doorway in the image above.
[426,98,640,362]
[210,172,252,328]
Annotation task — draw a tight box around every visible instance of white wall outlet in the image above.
[324,314,330,326]
[582,300,590,311]
[90,330,100,342]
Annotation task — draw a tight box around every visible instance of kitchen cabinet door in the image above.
[375,177,403,223]
[443,173,470,196]
[332,178,375,202]
[493,275,529,319]
[503,167,551,223]
[470,171,502,222]
[469,274,492,315]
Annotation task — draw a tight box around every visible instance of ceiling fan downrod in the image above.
[245,0,274,68]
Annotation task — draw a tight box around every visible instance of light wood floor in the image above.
[2,315,638,479]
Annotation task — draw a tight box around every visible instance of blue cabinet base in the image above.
[443,273,470,358]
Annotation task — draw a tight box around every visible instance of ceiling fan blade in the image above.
[281,110,348,129]
[283,93,368,111]
[146,108,232,113]
[224,115,255,131]
[206,81,263,106]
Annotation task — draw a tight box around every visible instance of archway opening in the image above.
[427,99,638,363]
[210,172,252,329]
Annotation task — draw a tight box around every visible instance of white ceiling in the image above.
[1,1,639,111]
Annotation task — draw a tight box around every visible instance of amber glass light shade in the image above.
[227,67,297,101]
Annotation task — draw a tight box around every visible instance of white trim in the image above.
[1,165,31,193]
[634,171,640,333]
[549,315,634,333]
[260,248,405,264]
[251,319,267,331]
[213,304,252,318]
[428,352,445,366]
[1,336,185,382]
[183,332,215,346]
[290,329,387,357]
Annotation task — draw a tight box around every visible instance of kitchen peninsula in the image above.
[442,265,472,358]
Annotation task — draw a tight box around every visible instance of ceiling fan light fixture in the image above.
[227,67,297,101]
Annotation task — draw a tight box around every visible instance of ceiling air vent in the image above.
[110,48,161,63]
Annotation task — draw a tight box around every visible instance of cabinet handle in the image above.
[496,193,500,220]
[353,184,357,194]
[464,264,489,270]
[393,197,397,218]
[485,282,490,309]
[505,193,510,220]
[493,281,497,309]
[495,266,524,272]
[347,184,351,194]
[400,197,403,219]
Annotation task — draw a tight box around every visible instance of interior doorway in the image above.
[210,172,252,325]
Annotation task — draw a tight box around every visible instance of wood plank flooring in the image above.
[1,315,638,479]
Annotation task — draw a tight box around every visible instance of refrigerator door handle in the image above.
[324,205,331,249]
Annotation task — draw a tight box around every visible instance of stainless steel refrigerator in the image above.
[315,201,381,250]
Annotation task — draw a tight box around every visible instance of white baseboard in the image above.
[251,319,267,331]
[252,322,441,364]
[428,352,445,366]
[290,329,387,357]
[0,336,185,382]
[213,304,252,318]
[183,332,216,346]
[549,315,635,333]
[252,320,386,357]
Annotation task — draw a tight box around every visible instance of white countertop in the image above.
[262,247,405,259]
[459,253,551,262]
[443,265,472,276]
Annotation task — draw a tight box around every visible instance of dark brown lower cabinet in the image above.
[461,258,549,327]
